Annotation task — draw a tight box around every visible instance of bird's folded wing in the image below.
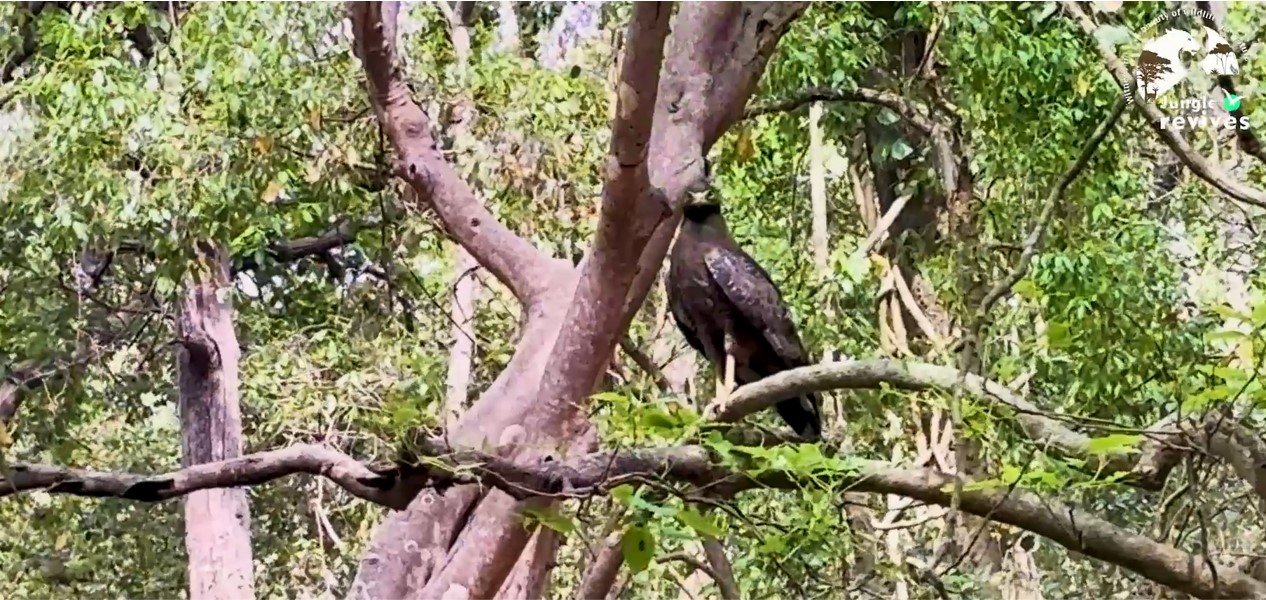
[703,247,810,367]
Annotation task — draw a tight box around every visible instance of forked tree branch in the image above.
[349,1,563,306]
[532,2,672,436]
[8,436,1265,598]
[1062,1,1266,208]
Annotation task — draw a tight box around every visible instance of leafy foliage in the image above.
[3,2,1266,599]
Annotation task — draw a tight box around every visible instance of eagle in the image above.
[666,194,823,440]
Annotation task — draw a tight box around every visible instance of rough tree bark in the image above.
[345,2,807,598]
[176,242,254,600]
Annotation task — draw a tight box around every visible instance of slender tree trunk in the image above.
[444,251,478,431]
[494,1,520,54]
[536,1,603,69]
[176,242,254,600]
[809,101,829,276]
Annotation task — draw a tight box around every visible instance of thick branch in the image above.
[349,1,561,306]
[704,359,1180,488]
[1063,1,1266,208]
[232,218,375,274]
[532,2,672,435]
[1202,417,1266,506]
[575,530,625,600]
[11,440,1264,598]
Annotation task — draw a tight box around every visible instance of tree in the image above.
[4,2,1266,600]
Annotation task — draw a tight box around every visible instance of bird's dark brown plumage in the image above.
[667,201,822,439]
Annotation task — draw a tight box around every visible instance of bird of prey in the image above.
[666,195,823,440]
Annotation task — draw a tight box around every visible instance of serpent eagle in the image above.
[666,199,823,439]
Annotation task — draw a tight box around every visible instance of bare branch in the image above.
[1063,1,1266,208]
[12,439,1265,598]
[702,538,741,600]
[745,86,940,136]
[1,443,410,509]
[232,218,376,274]
[348,1,562,306]
[703,359,1179,488]
[1200,417,1266,506]
[575,529,625,600]
[620,337,674,395]
[532,1,672,434]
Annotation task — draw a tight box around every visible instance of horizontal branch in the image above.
[7,438,1263,598]
[0,443,415,509]
[232,218,377,274]
[703,359,1181,489]
[744,86,940,137]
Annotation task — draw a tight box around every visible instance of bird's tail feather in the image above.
[776,392,823,441]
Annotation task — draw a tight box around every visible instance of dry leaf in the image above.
[305,163,321,183]
[307,108,322,131]
[261,181,283,203]
[617,82,638,121]
[254,135,274,154]
[735,126,756,163]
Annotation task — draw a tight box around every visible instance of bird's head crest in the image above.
[682,202,723,223]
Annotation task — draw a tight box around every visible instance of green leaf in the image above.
[1085,434,1144,456]
[640,407,680,432]
[620,525,656,574]
[889,138,914,160]
[1012,279,1040,300]
[678,508,724,538]
[522,507,575,535]
[610,485,636,507]
[1045,321,1073,349]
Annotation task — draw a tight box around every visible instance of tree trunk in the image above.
[177,242,255,600]
[346,3,808,597]
[809,101,829,276]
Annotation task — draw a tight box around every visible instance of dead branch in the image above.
[349,1,563,306]
[0,443,411,509]
[1062,1,1266,208]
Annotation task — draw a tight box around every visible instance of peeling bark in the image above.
[176,242,254,600]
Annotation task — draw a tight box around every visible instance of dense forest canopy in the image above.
[2,1,1266,599]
